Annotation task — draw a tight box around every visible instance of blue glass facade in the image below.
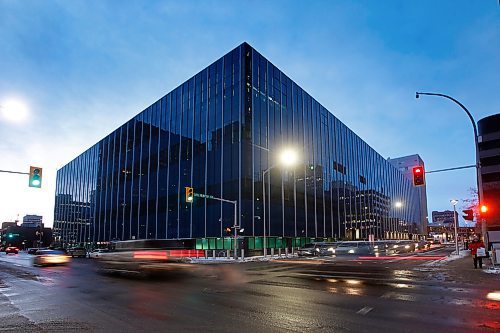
[54,43,423,248]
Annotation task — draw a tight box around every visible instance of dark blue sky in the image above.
[0,0,498,226]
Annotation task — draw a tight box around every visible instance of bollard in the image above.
[285,247,289,257]
[213,250,216,259]
[227,250,230,259]
[271,248,274,257]
[278,248,282,257]
[241,249,245,260]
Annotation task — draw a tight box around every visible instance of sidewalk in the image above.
[425,250,499,289]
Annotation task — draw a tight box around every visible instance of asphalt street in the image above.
[0,247,498,333]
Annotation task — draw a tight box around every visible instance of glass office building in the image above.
[54,43,423,249]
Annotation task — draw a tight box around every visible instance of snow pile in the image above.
[483,267,500,274]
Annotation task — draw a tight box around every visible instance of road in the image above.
[0,247,498,333]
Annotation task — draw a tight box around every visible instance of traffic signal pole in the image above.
[187,189,239,259]
[0,167,43,188]
[0,169,29,175]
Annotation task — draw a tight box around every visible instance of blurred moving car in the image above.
[33,249,70,266]
[88,249,109,259]
[28,247,48,255]
[297,243,338,257]
[385,240,416,254]
[98,240,203,277]
[67,247,87,258]
[297,243,320,257]
[5,247,19,254]
[416,240,428,250]
[28,248,39,255]
[333,241,374,255]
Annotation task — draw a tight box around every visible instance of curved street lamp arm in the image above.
[416,92,478,138]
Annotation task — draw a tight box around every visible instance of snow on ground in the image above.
[483,267,500,274]
[421,249,469,267]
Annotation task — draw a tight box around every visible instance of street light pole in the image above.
[257,147,300,258]
[416,92,486,248]
[262,166,272,258]
[451,199,460,255]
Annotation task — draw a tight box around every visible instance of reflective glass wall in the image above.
[54,43,423,247]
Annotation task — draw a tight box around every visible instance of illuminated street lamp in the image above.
[262,148,300,257]
[450,199,459,255]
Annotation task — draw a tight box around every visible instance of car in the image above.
[67,247,87,258]
[297,243,321,257]
[97,240,200,277]
[5,247,19,254]
[28,247,48,255]
[332,241,374,255]
[33,249,70,266]
[89,249,109,259]
[391,240,416,254]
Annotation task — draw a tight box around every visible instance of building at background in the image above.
[54,43,425,250]
[478,114,500,232]
[0,222,52,249]
[21,215,43,228]
[431,210,458,226]
[388,154,428,234]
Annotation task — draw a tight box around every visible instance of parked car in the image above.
[89,249,109,259]
[33,249,70,266]
[67,247,87,258]
[5,247,19,254]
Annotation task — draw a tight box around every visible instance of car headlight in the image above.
[393,245,398,249]
[348,249,355,254]
[404,245,410,249]
[328,247,335,254]
[315,248,320,252]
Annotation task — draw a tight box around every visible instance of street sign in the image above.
[194,193,215,199]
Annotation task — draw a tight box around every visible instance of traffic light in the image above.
[480,204,488,216]
[29,166,42,188]
[412,166,425,186]
[185,187,194,202]
[7,233,13,239]
[463,209,474,221]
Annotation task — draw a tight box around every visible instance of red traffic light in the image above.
[480,205,488,214]
[412,166,425,186]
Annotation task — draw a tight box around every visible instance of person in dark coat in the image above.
[468,236,485,269]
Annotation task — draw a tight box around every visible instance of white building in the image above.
[388,154,429,235]
[22,215,43,228]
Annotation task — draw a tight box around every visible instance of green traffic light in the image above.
[29,166,42,188]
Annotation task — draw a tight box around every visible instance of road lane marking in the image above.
[356,306,373,315]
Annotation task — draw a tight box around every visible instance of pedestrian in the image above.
[468,236,485,269]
